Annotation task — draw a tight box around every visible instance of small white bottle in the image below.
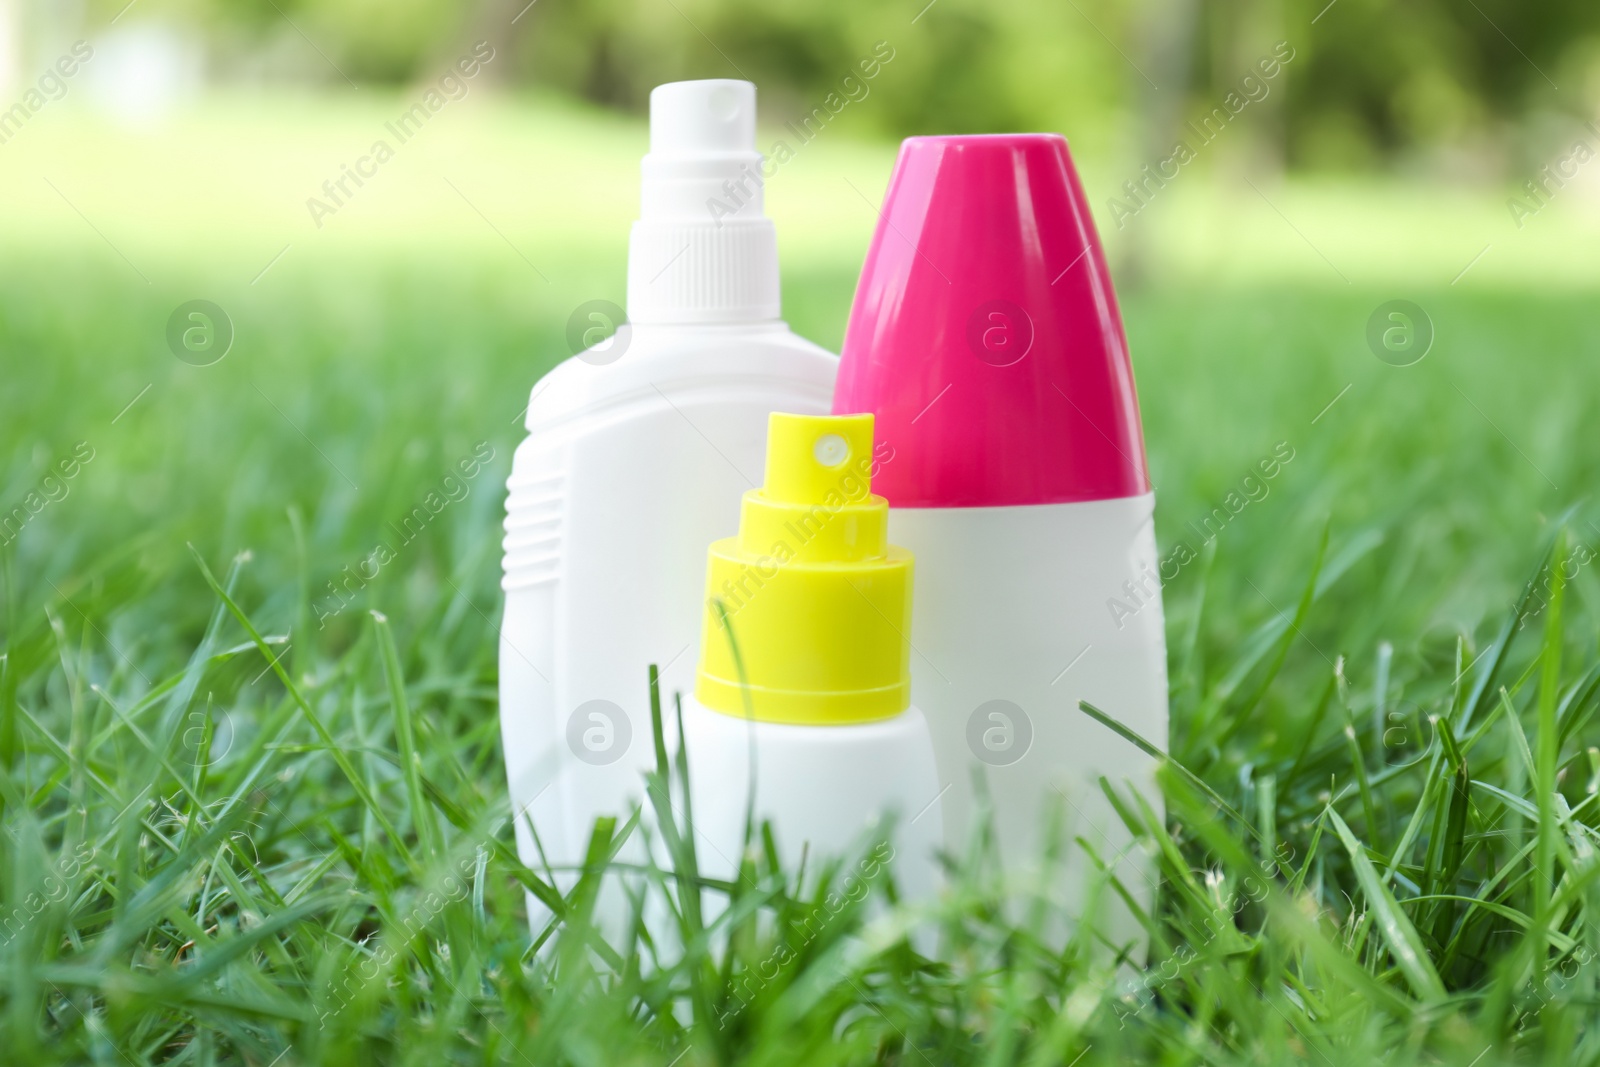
[498,82,837,920]
[682,413,942,901]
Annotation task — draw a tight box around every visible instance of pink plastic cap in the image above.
[833,134,1150,508]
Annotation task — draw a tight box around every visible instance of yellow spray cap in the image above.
[694,412,913,725]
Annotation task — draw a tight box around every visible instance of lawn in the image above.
[3,91,1600,1065]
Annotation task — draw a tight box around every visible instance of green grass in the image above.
[4,94,1600,1065]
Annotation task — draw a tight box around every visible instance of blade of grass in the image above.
[1079,699,1290,876]
[1532,531,1566,991]
[373,610,441,864]
[1326,807,1445,1000]
[188,544,414,872]
[1460,510,1576,732]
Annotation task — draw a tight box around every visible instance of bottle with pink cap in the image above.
[833,134,1168,928]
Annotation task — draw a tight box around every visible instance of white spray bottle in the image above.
[498,81,837,919]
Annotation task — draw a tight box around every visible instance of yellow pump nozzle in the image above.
[694,413,913,725]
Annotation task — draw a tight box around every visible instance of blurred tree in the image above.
[55,0,1600,171]
[1122,0,1202,284]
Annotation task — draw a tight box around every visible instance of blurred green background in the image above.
[2,0,1599,279]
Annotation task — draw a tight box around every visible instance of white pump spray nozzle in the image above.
[627,80,780,324]
[649,79,755,156]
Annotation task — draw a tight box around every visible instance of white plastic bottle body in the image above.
[499,326,836,921]
[887,492,1168,933]
[680,694,943,902]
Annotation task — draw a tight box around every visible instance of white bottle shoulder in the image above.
[517,322,838,440]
